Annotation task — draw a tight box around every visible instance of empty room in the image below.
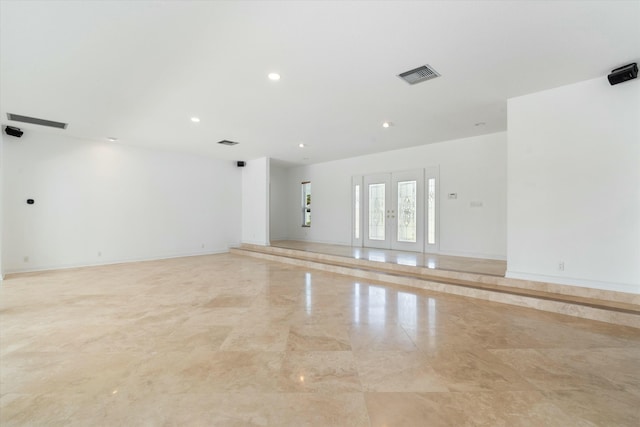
[1,0,639,425]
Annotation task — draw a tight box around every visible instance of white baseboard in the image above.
[436,249,507,261]
[3,248,230,276]
[506,270,639,295]
[277,237,356,247]
[241,239,270,246]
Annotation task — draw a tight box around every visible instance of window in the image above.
[427,177,436,245]
[301,182,311,227]
[354,184,360,239]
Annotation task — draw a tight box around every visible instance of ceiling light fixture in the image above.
[382,122,391,128]
[191,117,200,123]
[107,137,118,142]
[298,143,305,148]
[268,73,281,81]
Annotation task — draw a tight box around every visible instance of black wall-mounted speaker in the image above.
[608,63,638,86]
[237,161,246,167]
[4,126,23,137]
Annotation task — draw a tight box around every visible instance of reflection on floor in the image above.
[1,254,639,426]
[271,240,507,276]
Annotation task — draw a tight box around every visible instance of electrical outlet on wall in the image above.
[23,256,29,263]
[558,261,565,271]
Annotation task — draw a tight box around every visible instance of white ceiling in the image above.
[1,0,639,166]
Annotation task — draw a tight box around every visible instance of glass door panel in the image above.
[397,180,417,243]
[363,174,391,249]
[391,169,424,252]
[362,170,424,251]
[368,183,386,241]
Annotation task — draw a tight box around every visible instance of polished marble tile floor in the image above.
[270,240,507,276]
[1,254,639,426]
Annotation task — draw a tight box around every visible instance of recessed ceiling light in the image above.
[107,137,118,142]
[475,122,486,127]
[382,122,392,128]
[191,117,200,123]
[268,73,281,81]
[298,143,305,148]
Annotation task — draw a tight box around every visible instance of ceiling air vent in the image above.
[217,139,239,146]
[7,113,68,129]
[398,65,440,85]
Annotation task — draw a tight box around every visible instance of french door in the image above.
[362,170,424,251]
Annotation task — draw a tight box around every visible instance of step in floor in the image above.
[231,243,640,329]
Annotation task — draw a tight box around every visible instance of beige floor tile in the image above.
[349,323,417,351]
[365,391,593,427]
[354,351,449,392]
[286,323,352,351]
[422,349,536,392]
[544,390,640,426]
[542,347,640,393]
[1,351,134,395]
[489,348,625,392]
[1,393,94,427]
[118,351,285,394]
[1,253,638,425]
[204,294,256,308]
[221,325,291,351]
[277,351,361,393]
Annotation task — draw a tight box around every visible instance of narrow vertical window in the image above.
[427,178,436,244]
[368,183,385,240]
[354,184,360,239]
[301,182,311,227]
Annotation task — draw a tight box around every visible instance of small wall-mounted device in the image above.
[27,199,35,205]
[448,193,457,199]
[237,161,246,167]
[608,63,638,86]
[5,126,23,138]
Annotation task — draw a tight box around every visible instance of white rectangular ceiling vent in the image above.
[217,139,239,146]
[7,113,68,129]
[398,65,440,85]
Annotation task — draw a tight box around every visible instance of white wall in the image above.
[0,131,4,279]
[241,157,270,245]
[285,132,507,259]
[269,160,289,241]
[507,77,640,293]
[3,131,242,273]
